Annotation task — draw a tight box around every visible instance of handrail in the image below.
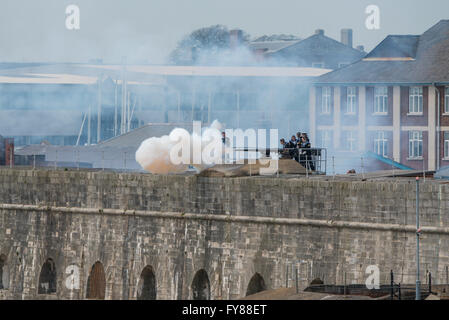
[363,151,413,170]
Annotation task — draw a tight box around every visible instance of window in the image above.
[321,87,331,114]
[445,87,449,114]
[312,62,324,68]
[444,132,449,159]
[408,131,423,158]
[346,87,357,114]
[319,130,332,148]
[344,131,357,151]
[338,62,349,68]
[374,131,388,157]
[374,87,388,114]
[409,87,423,114]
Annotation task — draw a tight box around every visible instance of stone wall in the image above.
[0,168,448,299]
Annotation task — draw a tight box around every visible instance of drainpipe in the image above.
[434,84,441,171]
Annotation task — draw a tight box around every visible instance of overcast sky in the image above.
[1,0,448,64]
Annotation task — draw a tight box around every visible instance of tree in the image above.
[169,25,250,65]
[253,34,301,42]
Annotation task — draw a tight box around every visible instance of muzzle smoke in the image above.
[135,120,224,174]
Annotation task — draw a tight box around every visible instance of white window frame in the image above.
[373,131,388,157]
[408,131,423,159]
[408,86,423,115]
[313,62,325,68]
[346,87,357,114]
[374,86,388,114]
[319,130,332,149]
[444,87,449,115]
[344,131,357,152]
[321,87,331,114]
[444,132,449,159]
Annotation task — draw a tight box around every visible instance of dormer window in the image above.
[409,86,423,114]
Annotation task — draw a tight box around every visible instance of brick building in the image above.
[310,20,449,171]
[0,136,14,166]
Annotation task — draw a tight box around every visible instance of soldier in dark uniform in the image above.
[299,135,315,170]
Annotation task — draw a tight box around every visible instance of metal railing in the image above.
[278,147,327,175]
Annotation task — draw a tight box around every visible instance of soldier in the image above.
[299,135,314,170]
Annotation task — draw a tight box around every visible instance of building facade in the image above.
[310,20,449,171]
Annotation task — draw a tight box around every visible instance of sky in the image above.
[1,0,449,64]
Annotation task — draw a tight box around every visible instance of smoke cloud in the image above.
[135,120,223,174]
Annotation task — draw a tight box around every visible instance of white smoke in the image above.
[135,120,224,174]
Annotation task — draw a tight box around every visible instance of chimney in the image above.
[315,29,324,36]
[356,45,365,52]
[229,29,243,49]
[341,29,353,48]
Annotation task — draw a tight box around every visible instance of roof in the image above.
[0,63,164,85]
[249,40,301,54]
[265,33,366,67]
[89,65,331,78]
[316,20,449,84]
[364,35,420,59]
[98,123,194,148]
[15,144,48,156]
[0,63,330,84]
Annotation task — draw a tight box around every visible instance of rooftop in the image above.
[316,20,449,84]
[0,63,331,85]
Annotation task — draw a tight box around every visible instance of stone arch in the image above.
[310,277,324,285]
[137,265,157,300]
[38,258,57,294]
[191,269,210,300]
[246,272,266,296]
[0,254,9,290]
[86,261,106,300]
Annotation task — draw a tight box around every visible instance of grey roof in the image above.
[249,40,301,54]
[265,33,366,67]
[15,144,48,156]
[365,35,420,58]
[316,20,449,84]
[98,123,194,148]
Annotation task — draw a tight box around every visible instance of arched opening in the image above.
[86,261,106,300]
[310,277,324,285]
[137,265,157,300]
[0,254,9,290]
[191,269,210,300]
[38,258,57,294]
[246,273,266,296]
